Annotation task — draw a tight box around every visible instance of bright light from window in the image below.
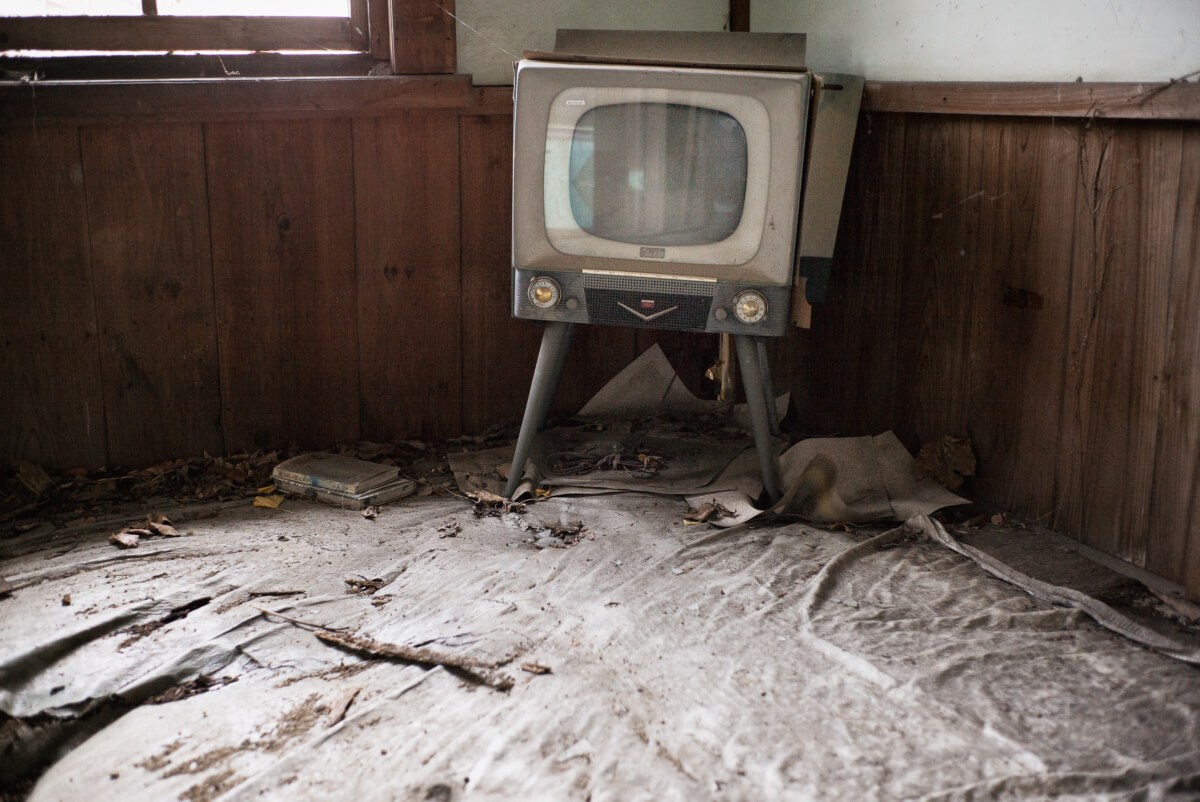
[0,0,349,14]
[159,0,349,16]
[0,0,140,14]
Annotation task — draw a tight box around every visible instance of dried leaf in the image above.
[109,531,141,548]
[146,520,181,537]
[254,494,285,509]
[361,505,381,520]
[257,484,277,494]
[685,500,732,524]
[15,460,53,495]
[470,489,508,505]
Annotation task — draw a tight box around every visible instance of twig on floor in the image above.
[255,606,515,690]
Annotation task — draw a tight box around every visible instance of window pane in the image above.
[568,102,748,247]
[158,0,348,15]
[0,0,140,14]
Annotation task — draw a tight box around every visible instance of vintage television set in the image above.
[503,31,862,501]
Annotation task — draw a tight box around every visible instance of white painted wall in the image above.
[454,0,730,85]
[751,0,1199,82]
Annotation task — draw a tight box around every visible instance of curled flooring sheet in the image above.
[3,495,1199,800]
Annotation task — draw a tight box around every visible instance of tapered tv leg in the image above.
[504,322,575,499]
[734,334,783,504]
[755,338,781,437]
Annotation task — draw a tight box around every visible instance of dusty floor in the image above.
[3,486,1200,801]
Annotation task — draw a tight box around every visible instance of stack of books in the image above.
[271,453,416,509]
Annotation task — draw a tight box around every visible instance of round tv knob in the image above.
[528,276,561,309]
[714,307,728,321]
[733,290,768,325]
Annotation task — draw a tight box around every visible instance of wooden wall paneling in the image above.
[458,111,634,426]
[459,114,541,432]
[80,123,223,467]
[206,119,359,453]
[890,114,982,448]
[1150,125,1200,590]
[963,119,1076,516]
[367,0,390,59]
[554,325,640,418]
[0,126,107,470]
[354,112,462,442]
[785,112,908,438]
[390,0,456,75]
[1055,121,1182,567]
[0,75,473,126]
[864,80,1200,121]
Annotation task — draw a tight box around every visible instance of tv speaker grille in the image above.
[582,273,715,297]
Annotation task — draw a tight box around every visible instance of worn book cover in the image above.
[272,453,400,495]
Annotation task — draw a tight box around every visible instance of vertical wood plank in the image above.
[891,114,982,447]
[1056,121,1181,566]
[1152,125,1200,591]
[206,118,359,453]
[554,325,640,417]
[354,111,462,442]
[459,114,541,432]
[964,119,1076,515]
[0,126,107,470]
[81,123,223,467]
[367,0,390,59]
[784,112,908,437]
[390,0,456,75]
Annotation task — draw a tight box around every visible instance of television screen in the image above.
[565,102,749,247]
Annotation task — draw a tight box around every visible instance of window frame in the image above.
[0,0,456,77]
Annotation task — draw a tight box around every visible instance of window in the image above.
[0,0,372,73]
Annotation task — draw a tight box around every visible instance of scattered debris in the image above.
[254,494,286,509]
[527,520,589,549]
[109,531,142,549]
[15,460,53,496]
[437,521,461,538]
[914,435,976,491]
[255,607,514,690]
[471,490,525,518]
[684,500,732,524]
[106,514,186,549]
[548,450,667,479]
[146,513,182,537]
[361,505,382,520]
[147,675,237,705]
[344,577,387,595]
[61,593,71,606]
[326,687,360,727]
[520,662,552,675]
[246,590,305,599]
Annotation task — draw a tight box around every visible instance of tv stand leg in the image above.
[755,338,781,437]
[734,334,783,504]
[504,321,575,499]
